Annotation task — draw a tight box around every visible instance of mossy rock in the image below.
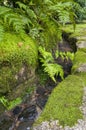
[72,49,86,73]
[0,32,38,99]
[34,74,86,127]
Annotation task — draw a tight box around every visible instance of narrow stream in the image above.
[0,33,77,130]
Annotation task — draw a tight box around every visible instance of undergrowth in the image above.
[39,46,64,82]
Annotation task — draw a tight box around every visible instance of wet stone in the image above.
[36,87,46,96]
[77,64,86,72]
[36,95,48,109]
[56,57,72,77]
[45,79,56,92]
[12,106,22,115]
[18,105,37,121]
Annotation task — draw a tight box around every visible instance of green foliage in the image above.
[39,46,54,63]
[73,0,86,21]
[43,63,64,82]
[0,96,22,110]
[55,50,74,61]
[0,0,76,48]
[0,6,25,33]
[0,24,4,42]
[0,2,37,41]
[35,75,84,126]
[49,2,75,25]
[39,46,64,82]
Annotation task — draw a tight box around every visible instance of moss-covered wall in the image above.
[0,32,38,100]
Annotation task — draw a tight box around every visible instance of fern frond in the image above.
[44,63,64,82]
[0,6,11,16]
[39,46,54,63]
[16,2,37,20]
[0,6,26,33]
[26,8,37,19]
[39,46,64,82]
[49,2,75,25]
[66,52,74,61]
[0,24,4,42]
[44,0,53,5]
[55,50,59,59]
[16,2,27,10]
[55,50,74,61]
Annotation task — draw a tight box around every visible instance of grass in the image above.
[35,74,86,127]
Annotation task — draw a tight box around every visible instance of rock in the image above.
[36,95,48,109]
[77,64,86,72]
[36,87,46,96]
[76,41,86,49]
[12,106,22,115]
[18,105,37,121]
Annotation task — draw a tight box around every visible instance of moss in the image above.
[0,32,38,67]
[62,23,86,38]
[0,32,38,97]
[76,72,86,85]
[72,50,86,72]
[34,75,85,127]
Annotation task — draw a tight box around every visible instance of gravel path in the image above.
[32,87,86,130]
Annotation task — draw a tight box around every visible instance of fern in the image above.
[39,46,54,63]
[66,52,74,61]
[0,1,76,44]
[0,24,4,42]
[0,3,37,34]
[0,6,25,33]
[55,50,74,61]
[0,96,22,110]
[44,63,64,82]
[49,2,75,25]
[16,2,37,21]
[0,6,11,15]
[39,46,64,82]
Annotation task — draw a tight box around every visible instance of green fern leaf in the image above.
[26,8,37,19]
[4,13,15,23]
[39,46,54,63]
[66,52,74,61]
[44,63,64,82]
[0,24,4,42]
[55,50,59,58]
[0,6,11,16]
[16,2,27,10]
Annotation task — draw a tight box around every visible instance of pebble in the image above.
[27,127,30,130]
